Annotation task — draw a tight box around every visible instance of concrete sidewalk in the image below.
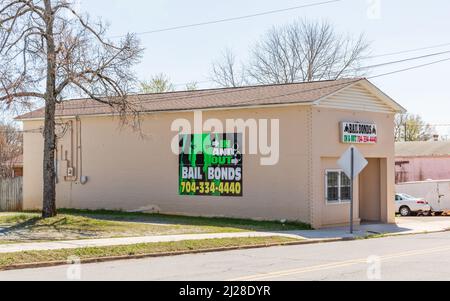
[0,231,308,254]
[0,217,449,254]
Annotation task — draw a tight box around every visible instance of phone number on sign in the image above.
[180,181,242,195]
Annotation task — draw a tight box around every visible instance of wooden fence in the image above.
[0,177,23,212]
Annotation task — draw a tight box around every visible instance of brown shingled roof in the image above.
[17,78,363,120]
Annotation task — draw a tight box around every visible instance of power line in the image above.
[359,50,450,70]
[33,52,450,113]
[12,48,450,114]
[369,57,450,79]
[110,0,342,38]
[169,49,450,90]
[150,39,450,89]
[367,42,450,59]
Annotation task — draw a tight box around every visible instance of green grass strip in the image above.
[0,236,301,268]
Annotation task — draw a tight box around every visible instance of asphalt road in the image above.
[1,231,450,281]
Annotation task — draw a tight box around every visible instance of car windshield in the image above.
[398,193,416,200]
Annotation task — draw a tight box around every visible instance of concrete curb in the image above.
[0,237,346,272]
[363,228,450,239]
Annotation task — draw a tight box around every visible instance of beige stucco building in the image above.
[18,78,405,228]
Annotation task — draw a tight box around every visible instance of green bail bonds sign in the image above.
[179,133,243,197]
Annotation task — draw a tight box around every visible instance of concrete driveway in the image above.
[284,216,450,240]
[351,216,450,236]
[394,216,450,231]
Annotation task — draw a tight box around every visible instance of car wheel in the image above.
[399,206,411,217]
[423,211,431,216]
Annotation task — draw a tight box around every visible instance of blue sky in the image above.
[48,1,450,134]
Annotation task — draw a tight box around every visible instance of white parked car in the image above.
[395,193,432,216]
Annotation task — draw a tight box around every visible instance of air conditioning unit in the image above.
[67,167,74,177]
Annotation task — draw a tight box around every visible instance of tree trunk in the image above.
[42,0,57,218]
[42,97,56,218]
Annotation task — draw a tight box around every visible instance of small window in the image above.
[340,172,351,200]
[326,171,339,203]
[326,170,351,204]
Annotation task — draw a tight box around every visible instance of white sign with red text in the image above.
[341,122,377,144]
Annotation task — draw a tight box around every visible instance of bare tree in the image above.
[247,19,370,84]
[394,114,406,142]
[0,0,143,218]
[140,73,174,93]
[210,48,246,88]
[395,113,435,142]
[0,122,22,178]
[184,81,198,91]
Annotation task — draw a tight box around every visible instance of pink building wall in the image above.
[395,156,450,183]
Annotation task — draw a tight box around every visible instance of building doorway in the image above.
[359,158,382,222]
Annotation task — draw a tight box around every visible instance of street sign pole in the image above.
[350,147,354,234]
[337,145,368,235]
